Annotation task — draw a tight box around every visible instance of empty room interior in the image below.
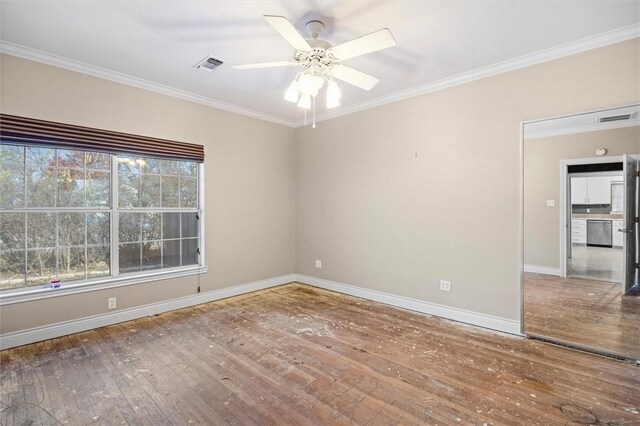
[0,1,639,424]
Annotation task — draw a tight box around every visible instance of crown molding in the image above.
[0,41,298,128]
[298,24,640,128]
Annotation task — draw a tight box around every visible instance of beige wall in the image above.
[0,54,296,334]
[295,39,640,321]
[524,127,640,268]
[1,38,639,335]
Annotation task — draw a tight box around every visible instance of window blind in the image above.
[0,114,204,162]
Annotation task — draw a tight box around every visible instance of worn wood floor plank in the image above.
[524,272,640,359]
[1,283,639,425]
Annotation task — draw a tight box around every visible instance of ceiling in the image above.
[1,1,639,126]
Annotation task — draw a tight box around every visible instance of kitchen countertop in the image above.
[572,214,623,220]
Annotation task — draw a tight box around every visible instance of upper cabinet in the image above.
[571,177,589,204]
[570,176,612,205]
[587,176,612,204]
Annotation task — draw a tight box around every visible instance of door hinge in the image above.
[196,213,200,220]
[635,263,639,269]
[636,171,640,177]
[196,247,200,255]
[636,217,639,224]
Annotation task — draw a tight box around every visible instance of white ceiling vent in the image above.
[194,56,224,72]
[598,113,634,123]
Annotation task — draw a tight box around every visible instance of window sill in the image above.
[0,265,209,306]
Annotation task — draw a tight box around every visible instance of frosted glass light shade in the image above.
[326,81,342,108]
[297,93,311,110]
[284,81,299,103]
[298,74,324,97]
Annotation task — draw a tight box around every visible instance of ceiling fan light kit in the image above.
[232,15,396,128]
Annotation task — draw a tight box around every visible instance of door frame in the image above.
[559,156,624,278]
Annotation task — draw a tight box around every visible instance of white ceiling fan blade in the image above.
[331,64,379,91]
[231,61,298,70]
[328,28,396,61]
[264,15,312,52]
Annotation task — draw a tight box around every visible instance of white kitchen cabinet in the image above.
[612,220,624,247]
[570,176,611,205]
[571,219,587,244]
[587,176,612,204]
[570,178,588,204]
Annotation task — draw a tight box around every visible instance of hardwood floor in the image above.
[524,272,640,359]
[2,283,639,425]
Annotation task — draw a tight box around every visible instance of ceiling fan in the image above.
[232,15,396,125]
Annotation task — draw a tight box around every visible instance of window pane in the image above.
[26,249,56,286]
[59,213,85,247]
[118,172,140,208]
[26,147,55,166]
[58,246,86,282]
[141,174,161,207]
[161,176,179,207]
[56,150,84,168]
[0,164,25,208]
[163,213,180,240]
[27,213,56,248]
[0,250,25,289]
[119,243,141,273]
[181,213,198,238]
[179,161,197,177]
[86,171,110,208]
[117,157,140,174]
[180,177,197,207]
[87,245,110,278]
[142,213,161,241]
[161,160,180,175]
[0,212,25,250]
[86,152,110,170]
[119,212,141,243]
[0,145,24,165]
[87,213,110,245]
[162,240,180,268]
[142,158,163,174]
[142,242,161,271]
[57,168,85,207]
[182,238,198,266]
[26,166,56,207]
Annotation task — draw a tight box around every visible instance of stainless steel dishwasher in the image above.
[587,220,612,247]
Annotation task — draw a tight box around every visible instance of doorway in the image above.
[561,161,624,283]
[522,104,640,361]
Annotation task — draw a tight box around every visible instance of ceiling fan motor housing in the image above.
[305,20,325,39]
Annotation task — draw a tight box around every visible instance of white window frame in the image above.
[0,151,207,305]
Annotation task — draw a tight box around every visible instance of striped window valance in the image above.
[0,114,204,162]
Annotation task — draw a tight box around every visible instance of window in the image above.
[0,144,201,293]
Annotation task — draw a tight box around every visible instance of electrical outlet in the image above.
[439,280,452,292]
[108,297,117,310]
[315,260,322,269]
[546,199,555,207]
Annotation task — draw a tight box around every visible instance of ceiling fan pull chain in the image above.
[304,109,307,126]
[313,96,316,128]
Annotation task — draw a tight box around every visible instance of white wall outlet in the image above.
[315,260,322,269]
[108,297,117,310]
[546,199,555,207]
[440,280,452,292]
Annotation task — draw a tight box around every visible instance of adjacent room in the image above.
[1,1,639,425]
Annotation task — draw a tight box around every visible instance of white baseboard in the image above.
[1,272,524,350]
[524,264,562,276]
[294,274,522,335]
[0,274,296,350]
